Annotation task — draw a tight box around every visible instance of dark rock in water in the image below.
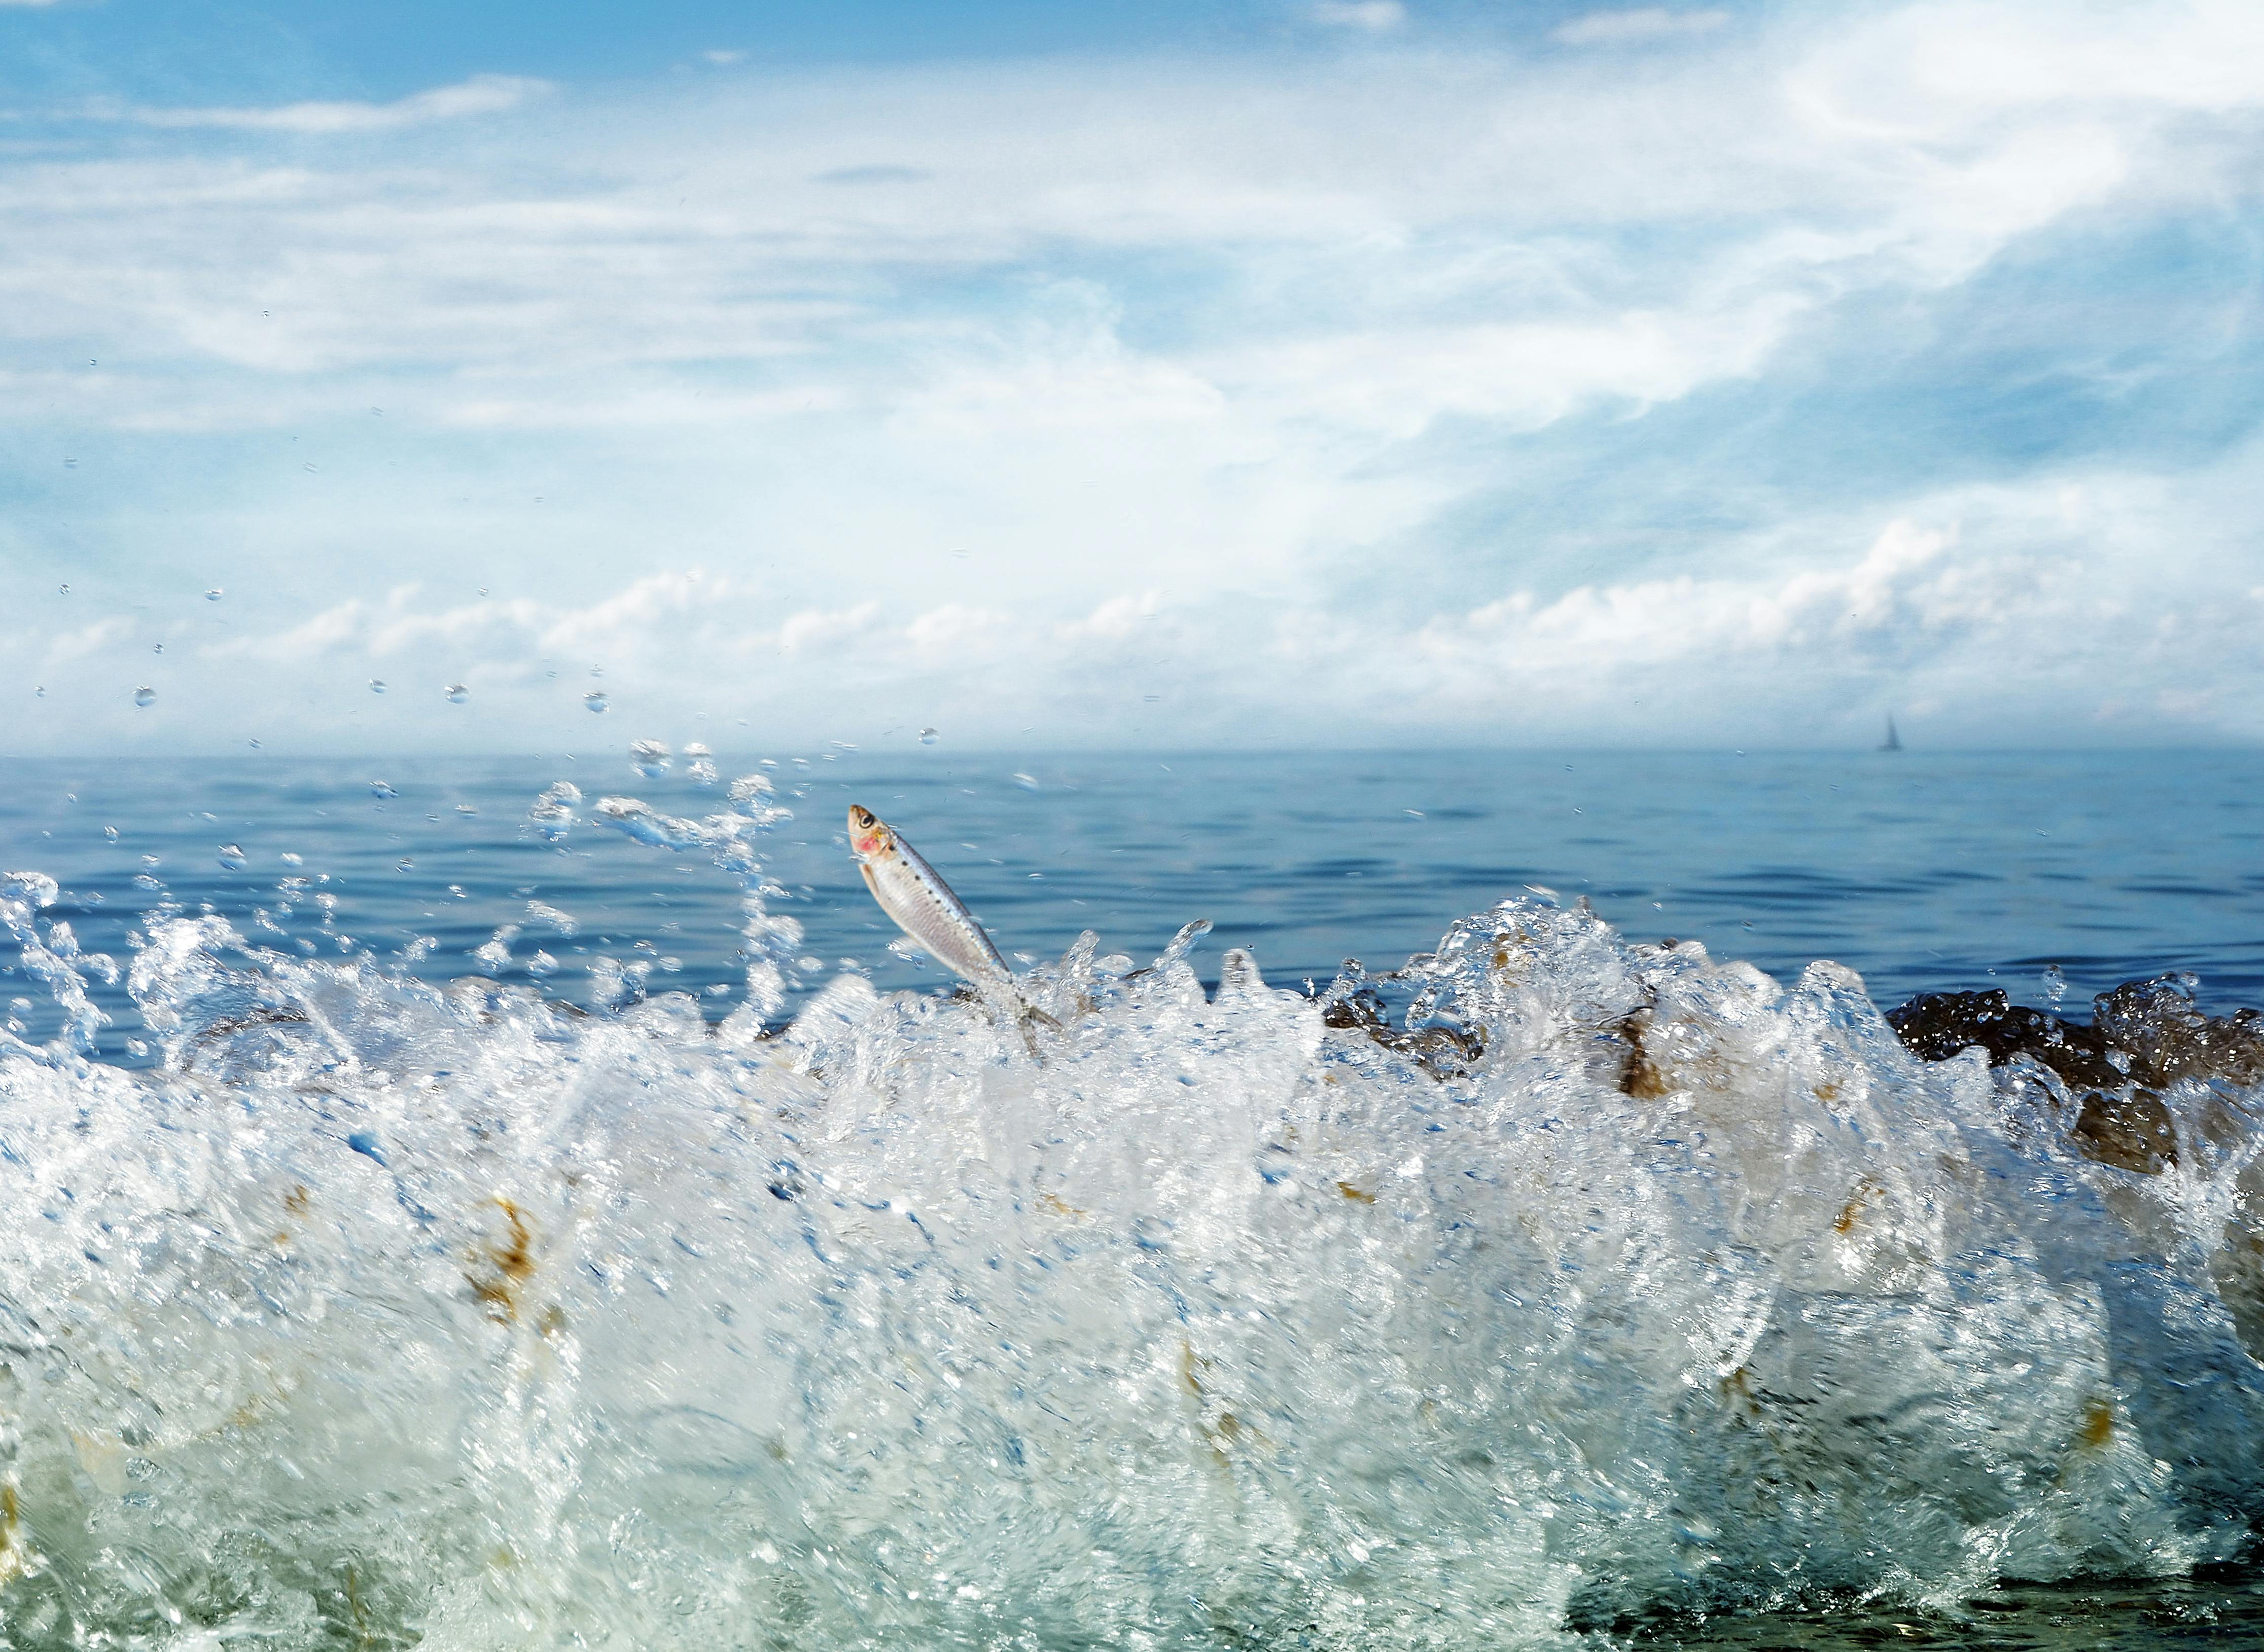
[1884,989,2124,1089]
[1321,983,1487,1080]
[2070,1089,2179,1176]
[2094,975,2264,1089]
[1886,975,2264,1176]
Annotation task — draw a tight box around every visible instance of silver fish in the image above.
[848,805,1055,1036]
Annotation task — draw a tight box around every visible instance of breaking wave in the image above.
[1,780,2261,1649]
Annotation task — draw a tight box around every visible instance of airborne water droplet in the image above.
[1012,772,1039,792]
[205,588,223,601]
[369,780,398,799]
[369,679,386,694]
[585,691,609,714]
[631,739,670,778]
[445,684,469,704]
[133,686,155,708]
[919,727,938,745]
[102,825,120,842]
[218,844,247,870]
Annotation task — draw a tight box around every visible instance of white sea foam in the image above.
[0,812,2259,1648]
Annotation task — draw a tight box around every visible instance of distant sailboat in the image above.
[1880,714,1903,752]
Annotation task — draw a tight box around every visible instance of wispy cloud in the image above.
[1311,2,1407,31]
[1553,9,1730,47]
[124,74,550,134]
[3,1,2260,752]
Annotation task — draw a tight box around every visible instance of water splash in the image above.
[0,860,2260,1648]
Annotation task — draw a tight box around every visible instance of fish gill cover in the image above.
[0,778,2260,1650]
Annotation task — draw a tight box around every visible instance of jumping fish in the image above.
[847,805,1057,1043]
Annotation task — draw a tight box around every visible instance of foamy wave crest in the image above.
[1,860,2261,1646]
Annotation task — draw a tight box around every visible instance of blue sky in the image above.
[2,0,2260,755]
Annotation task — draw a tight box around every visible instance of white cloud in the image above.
[125,74,550,134]
[1553,9,1730,48]
[1311,2,1407,31]
[3,2,2261,752]
[703,50,745,66]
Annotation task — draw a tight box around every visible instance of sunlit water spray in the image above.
[1,768,2261,1649]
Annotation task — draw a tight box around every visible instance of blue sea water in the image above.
[2,746,2257,1054]
[2,744,2262,1651]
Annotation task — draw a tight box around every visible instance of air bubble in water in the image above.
[585,691,609,714]
[919,727,938,745]
[445,684,469,704]
[218,844,247,870]
[133,686,155,708]
[205,588,223,601]
[632,739,670,779]
[369,679,386,694]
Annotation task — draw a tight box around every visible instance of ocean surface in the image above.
[0,745,2259,1649]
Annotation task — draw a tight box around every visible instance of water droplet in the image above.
[919,727,939,745]
[58,584,68,595]
[280,851,303,866]
[631,739,670,778]
[369,679,386,694]
[218,844,247,870]
[584,691,609,714]
[684,742,718,787]
[2042,963,2068,1009]
[205,588,223,601]
[101,825,120,842]
[248,738,262,749]
[33,686,43,698]
[369,780,398,799]
[527,949,559,977]
[152,642,163,655]
[397,857,414,872]
[1012,772,1039,792]
[132,686,155,708]
[445,683,469,704]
